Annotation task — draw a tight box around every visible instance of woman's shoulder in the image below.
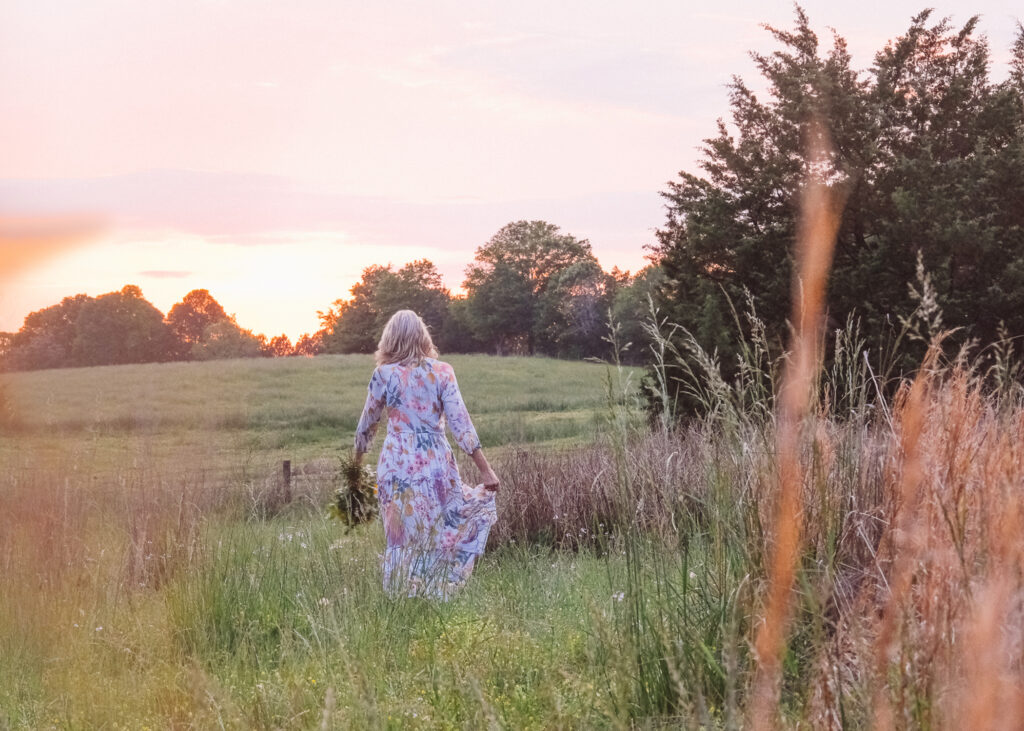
[424,357,454,374]
[371,362,398,382]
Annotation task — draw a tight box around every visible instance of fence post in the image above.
[282,459,292,503]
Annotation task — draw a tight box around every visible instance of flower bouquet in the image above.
[328,454,379,531]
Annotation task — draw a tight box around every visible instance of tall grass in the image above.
[4,330,1024,725]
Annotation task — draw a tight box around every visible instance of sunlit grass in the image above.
[0,354,634,471]
[0,354,646,729]
[5,342,1023,727]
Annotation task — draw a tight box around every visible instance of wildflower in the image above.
[318,597,330,607]
[612,591,625,602]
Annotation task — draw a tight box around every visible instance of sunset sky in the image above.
[2,1,1020,340]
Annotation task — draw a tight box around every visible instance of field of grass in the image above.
[0,354,631,475]
[0,354,648,730]
[5,345,1024,728]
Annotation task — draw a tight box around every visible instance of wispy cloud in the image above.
[139,269,192,279]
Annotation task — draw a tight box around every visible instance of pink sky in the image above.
[1,0,1020,339]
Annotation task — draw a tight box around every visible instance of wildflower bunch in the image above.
[328,454,378,531]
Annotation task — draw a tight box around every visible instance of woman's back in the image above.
[358,357,480,456]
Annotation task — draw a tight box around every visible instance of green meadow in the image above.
[6,340,1023,729]
[0,355,648,730]
[0,354,623,471]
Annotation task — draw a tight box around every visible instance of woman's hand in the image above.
[471,448,500,492]
[480,467,500,492]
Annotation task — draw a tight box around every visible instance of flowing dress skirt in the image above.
[376,429,497,599]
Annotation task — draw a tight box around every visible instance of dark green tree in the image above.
[535,258,615,358]
[373,259,450,335]
[436,297,484,353]
[4,294,94,369]
[464,220,597,354]
[71,285,178,366]
[610,265,665,364]
[651,8,1024,415]
[166,289,230,354]
[320,260,451,354]
[190,319,262,361]
[465,262,534,354]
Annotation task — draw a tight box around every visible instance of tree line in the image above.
[4,7,1022,409]
[0,220,661,372]
[0,285,323,371]
[317,221,661,361]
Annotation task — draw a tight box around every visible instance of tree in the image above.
[651,8,1024,414]
[262,334,294,357]
[373,259,450,335]
[4,294,94,369]
[1011,22,1024,93]
[166,289,230,355]
[293,332,324,357]
[71,285,177,366]
[535,258,615,359]
[191,319,262,360]
[435,297,484,353]
[610,265,665,364]
[463,221,598,354]
[0,333,13,361]
[464,262,534,354]
[320,260,451,354]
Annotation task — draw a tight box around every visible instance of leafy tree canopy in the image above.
[320,260,451,354]
[464,221,602,355]
[71,285,177,367]
[166,289,230,347]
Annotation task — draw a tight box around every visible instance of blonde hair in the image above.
[375,309,439,366]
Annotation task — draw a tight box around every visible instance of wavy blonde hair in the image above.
[375,309,439,366]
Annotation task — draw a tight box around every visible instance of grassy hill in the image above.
[1,354,640,473]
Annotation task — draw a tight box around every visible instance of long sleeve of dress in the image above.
[440,365,482,455]
[354,367,386,453]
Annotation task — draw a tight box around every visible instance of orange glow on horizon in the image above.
[0,216,106,284]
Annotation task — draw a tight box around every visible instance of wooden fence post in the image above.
[282,459,292,503]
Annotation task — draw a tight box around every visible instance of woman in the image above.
[354,309,499,599]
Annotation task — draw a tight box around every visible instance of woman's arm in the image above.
[471,448,500,491]
[353,367,386,461]
[440,364,498,490]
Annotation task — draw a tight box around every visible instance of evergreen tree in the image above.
[651,8,1024,415]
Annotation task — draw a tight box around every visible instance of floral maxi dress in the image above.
[354,358,497,599]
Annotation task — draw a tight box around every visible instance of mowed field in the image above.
[0,355,645,730]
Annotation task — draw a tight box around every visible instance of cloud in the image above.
[139,269,192,279]
[0,170,663,266]
[435,34,730,118]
